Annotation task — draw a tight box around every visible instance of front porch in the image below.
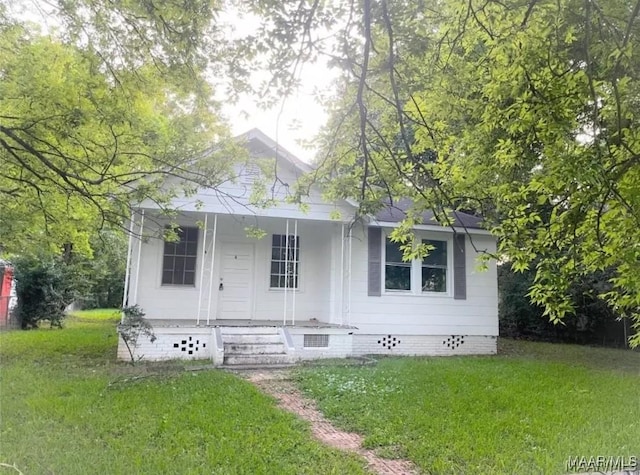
[122,210,355,328]
[118,207,358,365]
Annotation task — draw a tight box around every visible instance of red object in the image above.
[0,265,14,325]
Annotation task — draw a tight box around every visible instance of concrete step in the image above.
[219,326,279,335]
[224,343,285,355]
[223,334,282,345]
[222,363,296,371]
[223,353,292,366]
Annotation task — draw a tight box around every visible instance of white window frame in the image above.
[382,231,453,297]
[269,234,301,291]
[160,226,199,287]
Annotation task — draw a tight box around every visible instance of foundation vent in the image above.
[304,334,329,348]
[173,336,206,355]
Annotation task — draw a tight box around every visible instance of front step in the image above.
[224,334,282,345]
[220,328,290,366]
[224,353,291,366]
[224,343,285,354]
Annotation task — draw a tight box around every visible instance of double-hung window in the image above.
[384,236,448,294]
[270,234,300,289]
[162,227,198,285]
[421,239,447,292]
[384,239,411,291]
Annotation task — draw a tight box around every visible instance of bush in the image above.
[13,256,85,328]
[117,305,156,364]
[12,230,127,326]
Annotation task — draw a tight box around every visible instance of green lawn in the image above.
[295,340,640,474]
[0,310,366,474]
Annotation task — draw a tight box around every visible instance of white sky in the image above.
[219,10,337,164]
[223,65,332,164]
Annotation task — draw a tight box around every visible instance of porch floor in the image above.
[148,319,356,329]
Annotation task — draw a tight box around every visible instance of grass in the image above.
[0,310,366,474]
[295,340,640,474]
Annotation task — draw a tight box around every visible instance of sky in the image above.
[219,11,337,164]
[223,64,332,164]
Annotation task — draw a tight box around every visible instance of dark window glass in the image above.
[162,226,198,285]
[385,239,411,291]
[270,234,300,289]
[422,239,447,292]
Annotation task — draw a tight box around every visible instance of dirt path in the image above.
[242,370,417,475]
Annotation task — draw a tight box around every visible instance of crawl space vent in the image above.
[443,335,465,349]
[173,336,206,355]
[303,334,329,348]
[378,335,400,350]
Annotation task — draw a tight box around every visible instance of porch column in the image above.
[131,209,145,306]
[292,219,298,325]
[339,223,345,326]
[121,210,136,322]
[347,225,353,327]
[196,214,209,326]
[206,214,218,325]
[283,219,290,325]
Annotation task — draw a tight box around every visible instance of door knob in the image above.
[219,282,224,291]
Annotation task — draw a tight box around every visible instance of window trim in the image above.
[420,239,448,294]
[160,226,199,287]
[383,237,412,292]
[381,232,453,297]
[269,234,301,291]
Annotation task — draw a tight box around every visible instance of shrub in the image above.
[13,256,87,328]
[117,305,156,364]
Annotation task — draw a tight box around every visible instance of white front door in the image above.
[218,242,254,320]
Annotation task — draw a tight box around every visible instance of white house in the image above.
[118,129,498,365]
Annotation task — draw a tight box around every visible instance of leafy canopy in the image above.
[0,3,237,257]
[244,0,640,345]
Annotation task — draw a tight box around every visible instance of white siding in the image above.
[139,157,355,222]
[347,224,499,337]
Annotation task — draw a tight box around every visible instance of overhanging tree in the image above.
[241,0,640,346]
[0,3,239,257]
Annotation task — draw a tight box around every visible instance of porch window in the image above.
[270,234,299,289]
[161,227,198,285]
[385,238,411,291]
[421,239,447,292]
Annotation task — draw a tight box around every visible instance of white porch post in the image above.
[132,209,145,306]
[196,214,209,326]
[206,214,218,325]
[292,219,298,326]
[121,210,136,323]
[339,223,345,326]
[283,219,290,325]
[347,226,353,327]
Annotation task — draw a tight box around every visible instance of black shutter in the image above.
[453,233,466,300]
[368,227,382,296]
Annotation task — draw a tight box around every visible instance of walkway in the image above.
[243,370,417,475]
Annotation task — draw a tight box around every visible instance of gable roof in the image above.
[237,130,487,231]
[239,128,312,175]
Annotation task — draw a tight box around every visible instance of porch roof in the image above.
[148,319,357,329]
